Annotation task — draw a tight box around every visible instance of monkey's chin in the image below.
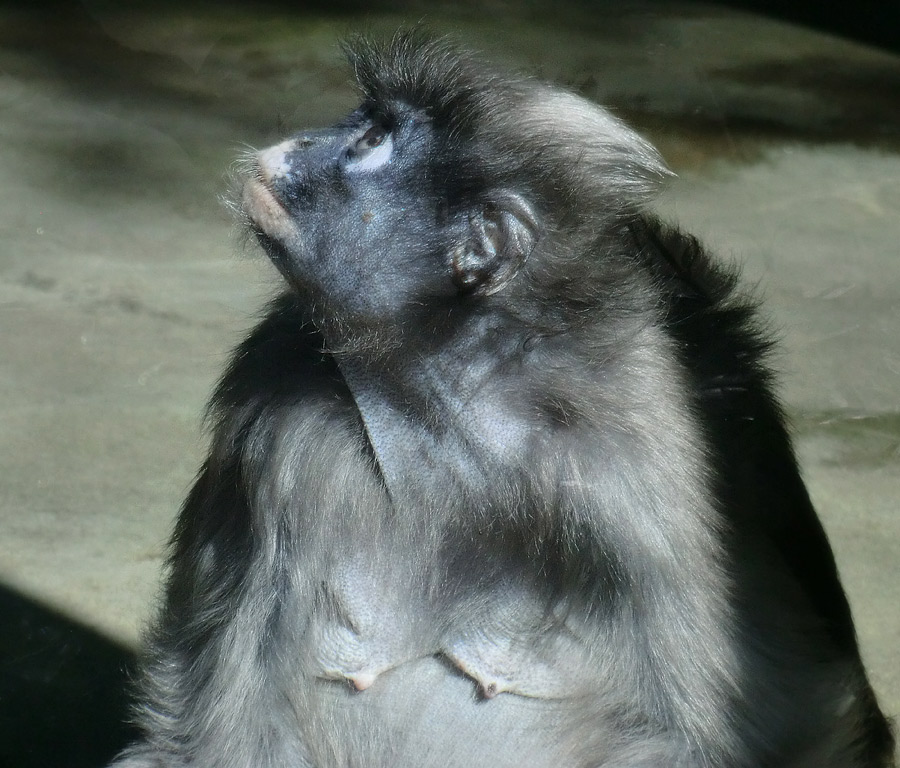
[241,178,297,244]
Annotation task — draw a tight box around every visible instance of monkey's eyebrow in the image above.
[358,101,393,122]
[361,100,428,129]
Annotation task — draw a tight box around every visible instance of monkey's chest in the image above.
[308,540,598,702]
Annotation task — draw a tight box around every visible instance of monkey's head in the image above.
[241,31,669,354]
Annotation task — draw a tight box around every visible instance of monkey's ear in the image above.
[451,192,538,296]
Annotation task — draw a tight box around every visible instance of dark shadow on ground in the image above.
[0,586,138,768]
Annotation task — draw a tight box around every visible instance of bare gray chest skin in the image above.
[335,317,532,498]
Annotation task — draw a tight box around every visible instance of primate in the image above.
[111,31,894,768]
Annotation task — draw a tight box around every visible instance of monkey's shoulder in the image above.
[628,216,775,397]
[628,216,736,303]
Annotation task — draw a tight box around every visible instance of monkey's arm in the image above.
[632,218,860,652]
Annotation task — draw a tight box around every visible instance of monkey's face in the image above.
[241,102,539,345]
[245,107,462,329]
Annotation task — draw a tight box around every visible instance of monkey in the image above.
[110,30,895,768]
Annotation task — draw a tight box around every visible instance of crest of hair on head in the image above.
[508,86,672,215]
[344,30,670,219]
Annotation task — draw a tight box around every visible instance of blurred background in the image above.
[1,1,898,765]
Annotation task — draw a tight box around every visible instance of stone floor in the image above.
[0,2,897,765]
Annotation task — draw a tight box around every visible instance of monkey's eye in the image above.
[344,124,394,173]
[358,125,387,150]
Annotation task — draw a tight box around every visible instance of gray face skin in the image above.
[109,32,894,768]
[243,114,459,327]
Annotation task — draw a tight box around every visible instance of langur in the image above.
[111,30,895,768]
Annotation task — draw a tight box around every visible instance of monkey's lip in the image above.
[241,177,295,242]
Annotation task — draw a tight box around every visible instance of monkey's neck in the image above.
[335,314,533,503]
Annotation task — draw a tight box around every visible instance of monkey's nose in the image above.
[257,139,295,183]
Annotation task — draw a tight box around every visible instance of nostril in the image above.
[257,140,294,182]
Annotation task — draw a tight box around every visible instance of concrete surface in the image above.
[0,2,897,765]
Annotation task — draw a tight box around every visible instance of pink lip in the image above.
[242,175,293,241]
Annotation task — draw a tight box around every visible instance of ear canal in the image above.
[451,193,538,296]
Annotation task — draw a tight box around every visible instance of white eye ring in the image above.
[345,128,394,173]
